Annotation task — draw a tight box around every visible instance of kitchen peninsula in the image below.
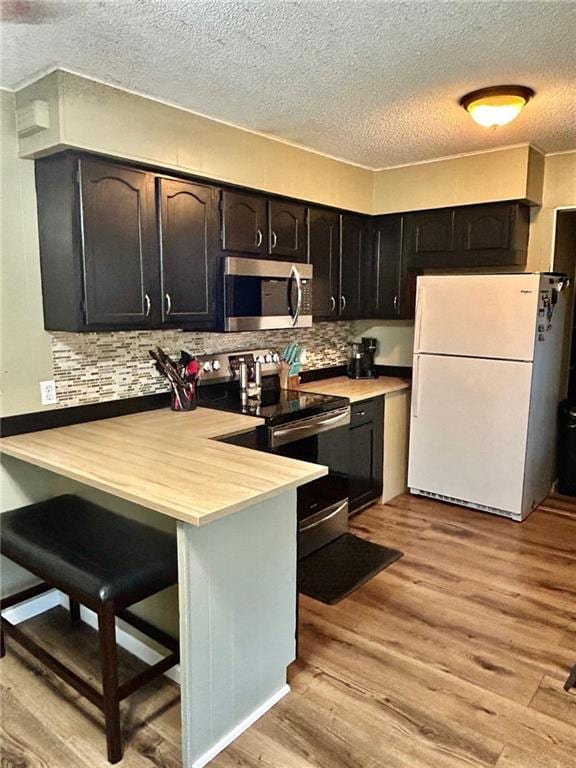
[0,407,326,768]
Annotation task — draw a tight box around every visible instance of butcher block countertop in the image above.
[298,375,410,403]
[0,408,327,526]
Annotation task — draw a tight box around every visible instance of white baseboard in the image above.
[3,588,60,625]
[191,684,291,768]
[2,588,180,686]
[6,590,290,765]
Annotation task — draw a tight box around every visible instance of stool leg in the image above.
[98,602,122,764]
[69,598,81,624]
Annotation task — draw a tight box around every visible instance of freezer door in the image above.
[414,274,539,361]
[408,354,532,515]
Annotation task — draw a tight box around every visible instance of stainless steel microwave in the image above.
[223,257,313,332]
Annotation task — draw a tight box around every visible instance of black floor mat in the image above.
[298,533,403,605]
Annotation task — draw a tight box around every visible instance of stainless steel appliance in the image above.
[223,257,313,331]
[198,349,351,557]
[347,337,379,379]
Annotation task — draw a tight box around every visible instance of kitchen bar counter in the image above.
[298,375,410,402]
[0,407,326,526]
[1,404,325,767]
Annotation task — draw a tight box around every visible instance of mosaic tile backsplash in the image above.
[51,322,355,407]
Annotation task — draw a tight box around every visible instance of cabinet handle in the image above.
[329,296,336,313]
[256,228,263,247]
[340,295,347,312]
[393,294,398,312]
[356,410,366,417]
[165,292,172,317]
[271,231,278,249]
[144,293,151,317]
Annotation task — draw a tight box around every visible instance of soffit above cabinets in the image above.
[2,0,575,169]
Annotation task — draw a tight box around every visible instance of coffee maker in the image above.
[347,337,379,379]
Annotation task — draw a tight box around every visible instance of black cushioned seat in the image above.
[1,493,179,764]
[0,494,178,604]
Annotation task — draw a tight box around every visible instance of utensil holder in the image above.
[170,381,198,411]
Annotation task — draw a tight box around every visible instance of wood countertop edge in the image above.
[0,430,328,526]
[298,376,411,403]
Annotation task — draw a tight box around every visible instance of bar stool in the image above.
[0,494,179,764]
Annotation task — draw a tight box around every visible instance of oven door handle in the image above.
[289,264,303,327]
[299,500,348,532]
[271,406,350,447]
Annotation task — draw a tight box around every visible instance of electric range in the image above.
[197,349,351,557]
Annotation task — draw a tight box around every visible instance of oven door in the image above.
[269,407,351,558]
[224,257,313,331]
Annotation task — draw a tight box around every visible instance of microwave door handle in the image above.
[290,264,302,326]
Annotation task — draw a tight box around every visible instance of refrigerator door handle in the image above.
[412,355,421,418]
[414,286,425,352]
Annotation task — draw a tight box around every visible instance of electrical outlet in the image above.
[40,379,58,406]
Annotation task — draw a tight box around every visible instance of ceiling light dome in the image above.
[460,85,535,128]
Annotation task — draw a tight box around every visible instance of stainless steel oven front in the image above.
[223,257,313,332]
[268,405,351,558]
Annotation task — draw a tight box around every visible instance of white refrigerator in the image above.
[408,273,567,521]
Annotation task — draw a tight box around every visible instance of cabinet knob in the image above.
[165,292,172,317]
[144,293,151,317]
[393,294,398,312]
[356,410,366,417]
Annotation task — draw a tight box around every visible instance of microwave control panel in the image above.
[300,281,313,315]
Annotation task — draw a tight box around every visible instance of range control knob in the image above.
[202,361,213,373]
[255,355,265,364]
[212,360,221,371]
[272,352,280,363]
[264,354,272,363]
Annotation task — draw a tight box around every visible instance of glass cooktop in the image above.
[198,383,349,426]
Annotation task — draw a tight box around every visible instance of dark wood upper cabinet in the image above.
[35,150,532,332]
[220,190,268,256]
[268,200,307,262]
[404,209,455,266]
[340,214,367,319]
[454,202,529,266]
[79,159,157,327]
[158,178,219,329]
[405,203,529,269]
[35,153,159,331]
[371,215,403,318]
[308,207,340,320]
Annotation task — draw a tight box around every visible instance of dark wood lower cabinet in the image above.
[348,397,384,514]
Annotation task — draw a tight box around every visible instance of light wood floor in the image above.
[1,493,575,767]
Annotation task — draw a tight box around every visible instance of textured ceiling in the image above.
[1,0,575,168]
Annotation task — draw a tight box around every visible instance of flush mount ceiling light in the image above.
[460,85,535,128]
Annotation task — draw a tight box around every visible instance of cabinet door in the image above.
[454,203,528,267]
[308,208,340,319]
[220,190,268,255]
[340,214,367,319]
[348,397,384,513]
[405,209,455,268]
[458,204,511,252]
[372,215,403,318]
[79,158,157,327]
[269,200,307,262]
[158,178,219,328]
